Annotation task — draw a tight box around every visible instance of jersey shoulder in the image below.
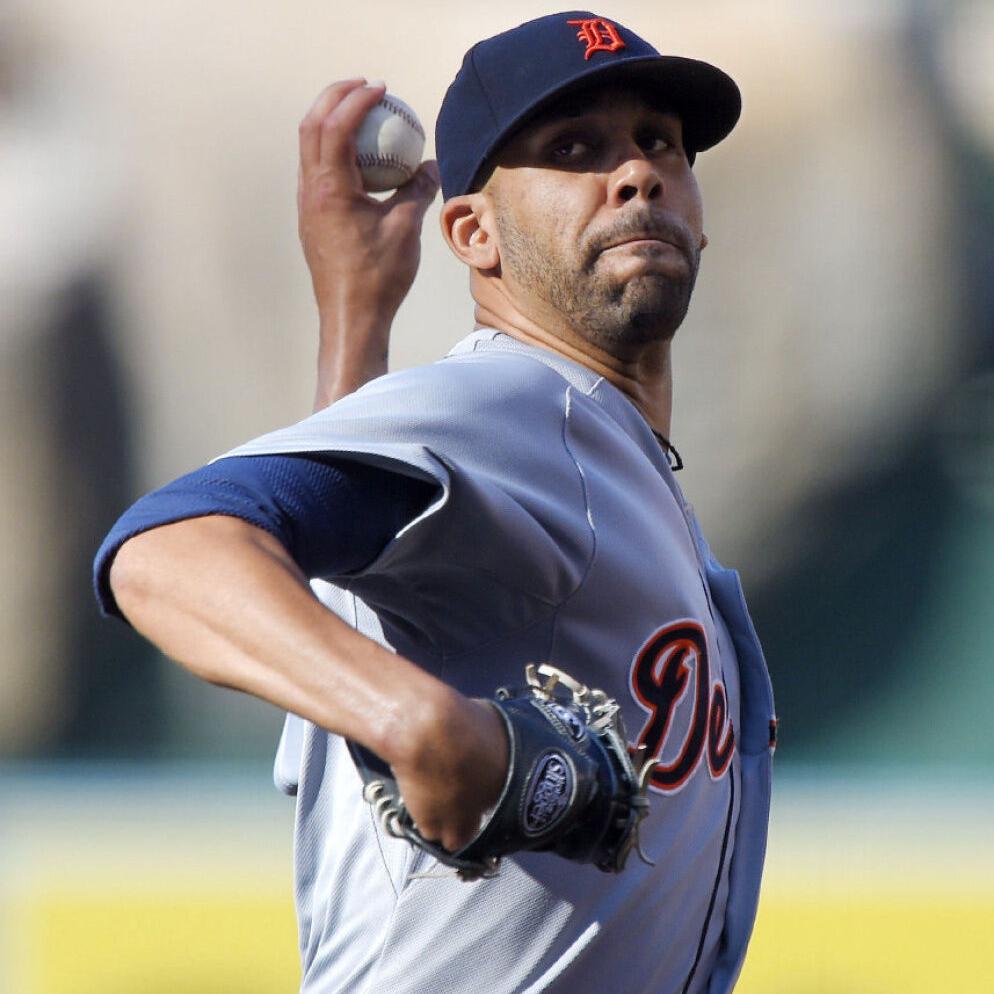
[224,341,584,463]
[365,343,578,419]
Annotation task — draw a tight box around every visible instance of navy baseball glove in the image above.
[354,663,658,881]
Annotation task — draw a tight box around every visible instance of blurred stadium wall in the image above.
[1,0,992,990]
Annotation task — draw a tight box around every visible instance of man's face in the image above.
[484,84,706,356]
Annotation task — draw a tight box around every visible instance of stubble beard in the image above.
[496,211,700,354]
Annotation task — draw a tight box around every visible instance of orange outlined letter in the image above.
[567,18,627,60]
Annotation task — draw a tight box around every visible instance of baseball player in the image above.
[94,11,775,994]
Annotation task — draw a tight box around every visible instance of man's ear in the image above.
[440,194,500,271]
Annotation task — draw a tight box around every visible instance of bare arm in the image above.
[110,514,506,851]
[297,80,440,410]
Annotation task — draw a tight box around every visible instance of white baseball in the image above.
[355,93,426,193]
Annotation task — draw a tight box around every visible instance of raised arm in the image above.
[297,80,440,410]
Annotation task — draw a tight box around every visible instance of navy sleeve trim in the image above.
[93,455,438,621]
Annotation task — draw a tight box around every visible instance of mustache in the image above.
[585,214,697,267]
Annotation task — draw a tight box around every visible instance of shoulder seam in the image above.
[441,345,599,391]
[548,388,598,656]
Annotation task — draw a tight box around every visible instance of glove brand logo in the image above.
[566,17,626,61]
[533,699,586,741]
[522,752,574,836]
[629,621,735,794]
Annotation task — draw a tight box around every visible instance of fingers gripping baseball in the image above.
[297,80,439,345]
[298,79,368,177]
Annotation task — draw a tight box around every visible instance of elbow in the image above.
[103,516,303,689]
[106,525,226,686]
[107,534,160,627]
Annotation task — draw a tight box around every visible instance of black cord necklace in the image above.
[652,430,684,471]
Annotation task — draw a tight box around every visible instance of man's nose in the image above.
[608,155,663,205]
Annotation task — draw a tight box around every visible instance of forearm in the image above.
[109,514,451,762]
[313,306,391,411]
[298,81,439,412]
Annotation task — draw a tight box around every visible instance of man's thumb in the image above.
[388,159,441,219]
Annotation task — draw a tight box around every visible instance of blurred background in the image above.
[1,0,992,991]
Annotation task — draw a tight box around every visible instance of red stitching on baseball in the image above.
[378,97,425,140]
[356,152,415,177]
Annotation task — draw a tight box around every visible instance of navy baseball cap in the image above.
[436,11,741,198]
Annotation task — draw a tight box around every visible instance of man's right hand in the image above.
[297,80,440,409]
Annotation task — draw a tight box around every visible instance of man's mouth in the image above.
[601,236,679,252]
[592,219,694,264]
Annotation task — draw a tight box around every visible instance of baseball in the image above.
[355,92,426,192]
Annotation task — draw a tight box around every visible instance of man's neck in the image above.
[473,303,674,439]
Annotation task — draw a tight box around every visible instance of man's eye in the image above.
[639,133,674,154]
[549,139,592,162]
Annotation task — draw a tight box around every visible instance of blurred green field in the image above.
[2,767,992,993]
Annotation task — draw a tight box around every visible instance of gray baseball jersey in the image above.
[221,328,775,994]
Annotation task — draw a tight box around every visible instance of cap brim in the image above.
[472,54,740,189]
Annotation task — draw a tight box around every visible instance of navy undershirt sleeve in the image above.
[93,454,439,621]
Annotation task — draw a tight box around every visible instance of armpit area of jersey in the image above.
[92,454,439,621]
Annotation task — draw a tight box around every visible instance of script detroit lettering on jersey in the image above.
[629,621,735,793]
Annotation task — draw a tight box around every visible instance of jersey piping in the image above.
[683,763,736,993]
